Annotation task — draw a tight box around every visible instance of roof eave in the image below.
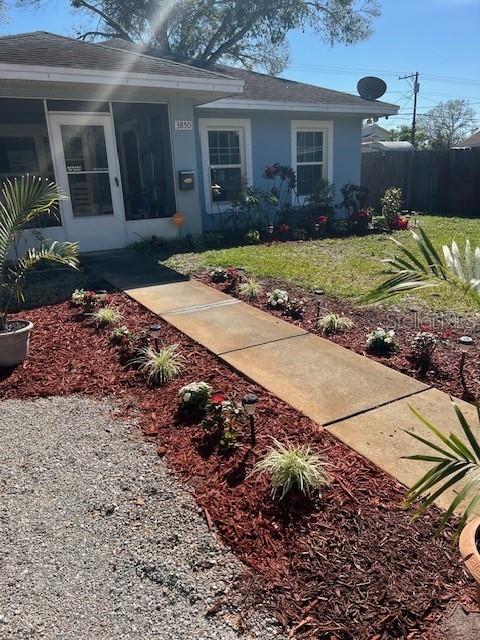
[0,63,244,95]
[197,97,398,116]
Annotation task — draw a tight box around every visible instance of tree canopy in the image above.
[19,0,381,73]
[418,99,477,149]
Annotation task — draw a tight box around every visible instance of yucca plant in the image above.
[317,312,353,335]
[0,175,78,331]
[89,306,123,327]
[133,344,185,385]
[253,438,332,500]
[404,401,480,540]
[238,277,263,301]
[365,227,480,307]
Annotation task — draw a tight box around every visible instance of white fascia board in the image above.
[0,63,244,94]
[197,97,398,116]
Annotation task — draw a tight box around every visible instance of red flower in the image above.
[390,216,409,230]
[279,224,290,233]
[211,394,225,405]
[316,215,329,225]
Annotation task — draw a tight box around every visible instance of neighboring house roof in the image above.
[362,122,389,142]
[462,131,480,147]
[362,141,413,153]
[104,38,398,116]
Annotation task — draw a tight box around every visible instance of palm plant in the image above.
[0,175,78,331]
[404,401,480,540]
[365,226,480,307]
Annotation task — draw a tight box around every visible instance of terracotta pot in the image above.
[0,320,33,367]
[459,516,480,607]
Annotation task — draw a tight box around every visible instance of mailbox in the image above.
[179,171,195,191]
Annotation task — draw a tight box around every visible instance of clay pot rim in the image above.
[459,517,480,583]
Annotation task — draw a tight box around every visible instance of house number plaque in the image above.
[174,120,193,131]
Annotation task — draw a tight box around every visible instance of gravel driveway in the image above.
[0,396,282,639]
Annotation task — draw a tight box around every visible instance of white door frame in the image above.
[48,111,126,251]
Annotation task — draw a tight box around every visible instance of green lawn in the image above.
[163,215,480,313]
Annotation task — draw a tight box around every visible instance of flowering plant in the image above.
[267,289,289,308]
[178,381,213,411]
[389,216,409,231]
[109,325,132,346]
[366,327,397,354]
[316,215,329,225]
[71,289,100,311]
[352,209,372,220]
[411,331,437,372]
[210,267,228,283]
[201,397,244,448]
[262,163,296,190]
[284,297,306,320]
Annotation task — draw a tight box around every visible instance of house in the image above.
[361,122,389,143]
[0,32,398,252]
[462,131,480,148]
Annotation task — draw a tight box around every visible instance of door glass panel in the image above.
[210,167,242,203]
[297,164,323,197]
[68,173,113,217]
[208,130,240,165]
[60,125,108,172]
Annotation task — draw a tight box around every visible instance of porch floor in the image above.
[83,250,477,512]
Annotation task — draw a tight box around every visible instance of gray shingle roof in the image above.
[0,32,233,81]
[463,131,480,147]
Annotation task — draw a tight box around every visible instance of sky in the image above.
[1,0,479,131]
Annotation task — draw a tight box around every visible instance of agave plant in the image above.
[365,227,480,307]
[0,175,78,331]
[404,401,480,539]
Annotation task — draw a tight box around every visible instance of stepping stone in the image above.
[328,387,479,510]
[222,333,428,425]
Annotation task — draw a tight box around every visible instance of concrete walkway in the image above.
[84,251,477,511]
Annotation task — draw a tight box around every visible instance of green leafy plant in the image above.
[253,438,331,500]
[411,331,437,372]
[0,175,78,331]
[109,325,132,346]
[403,401,480,540]
[210,267,228,283]
[238,277,263,301]
[201,394,244,449]
[365,227,480,307]
[133,344,185,385]
[317,313,353,335]
[244,229,261,244]
[366,327,396,354]
[267,288,289,308]
[89,306,123,327]
[284,297,306,320]
[178,381,213,411]
[71,289,101,311]
[381,187,403,227]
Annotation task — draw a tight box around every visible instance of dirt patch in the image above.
[1,294,477,639]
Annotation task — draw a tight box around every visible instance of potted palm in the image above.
[0,175,79,367]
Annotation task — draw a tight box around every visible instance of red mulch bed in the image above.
[1,293,477,639]
[196,273,480,402]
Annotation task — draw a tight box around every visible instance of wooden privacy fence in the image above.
[361,148,480,216]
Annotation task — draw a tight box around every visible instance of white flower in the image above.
[183,392,192,402]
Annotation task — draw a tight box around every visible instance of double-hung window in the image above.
[199,119,252,211]
[292,121,333,199]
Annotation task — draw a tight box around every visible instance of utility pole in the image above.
[399,72,420,147]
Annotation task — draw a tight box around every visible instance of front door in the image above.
[48,113,126,251]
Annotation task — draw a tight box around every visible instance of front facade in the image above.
[0,32,398,253]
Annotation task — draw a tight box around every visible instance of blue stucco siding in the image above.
[194,108,362,226]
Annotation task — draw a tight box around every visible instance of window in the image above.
[291,121,333,198]
[199,119,252,211]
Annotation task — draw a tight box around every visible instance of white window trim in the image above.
[291,120,334,200]
[199,118,252,213]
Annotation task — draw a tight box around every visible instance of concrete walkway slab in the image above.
[163,300,307,355]
[328,388,478,511]
[222,333,428,425]
[127,280,234,316]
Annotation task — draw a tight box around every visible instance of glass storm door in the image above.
[48,113,126,251]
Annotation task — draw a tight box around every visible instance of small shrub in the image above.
[411,331,437,371]
[238,278,263,301]
[178,381,213,411]
[267,289,289,308]
[381,187,403,227]
[201,394,244,449]
[90,306,123,327]
[210,267,228,283]
[284,298,306,320]
[292,228,308,241]
[110,325,132,346]
[253,439,331,500]
[71,289,100,311]
[244,229,261,244]
[366,327,396,354]
[133,344,185,385]
[317,313,353,335]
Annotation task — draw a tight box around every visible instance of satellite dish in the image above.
[357,76,387,101]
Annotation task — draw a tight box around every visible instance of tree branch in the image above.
[72,0,133,41]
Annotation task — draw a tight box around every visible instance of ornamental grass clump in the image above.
[90,306,123,327]
[317,312,353,335]
[133,344,185,385]
[238,278,263,301]
[267,289,289,308]
[178,381,213,411]
[366,327,396,354]
[254,439,331,500]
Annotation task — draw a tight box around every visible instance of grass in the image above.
[163,215,480,312]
